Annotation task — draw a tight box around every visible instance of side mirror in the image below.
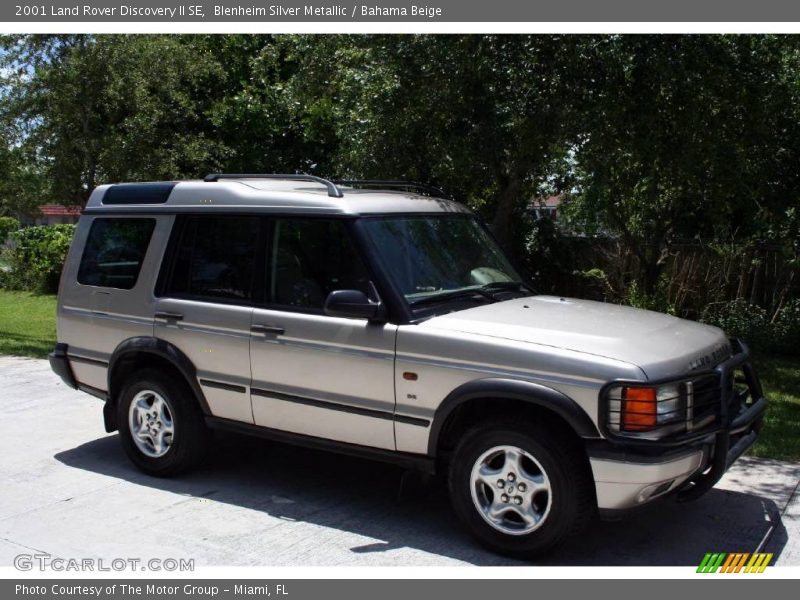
[324,289,386,322]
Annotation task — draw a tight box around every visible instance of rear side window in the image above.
[165,215,260,302]
[77,218,156,289]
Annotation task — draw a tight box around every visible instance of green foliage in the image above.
[0,217,20,243]
[563,36,800,295]
[1,33,799,327]
[1,35,228,203]
[771,298,800,355]
[283,35,586,245]
[0,131,46,219]
[701,299,771,351]
[1,225,75,293]
[625,276,677,315]
[520,217,572,293]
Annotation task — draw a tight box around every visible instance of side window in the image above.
[270,219,371,310]
[165,215,259,302]
[77,218,156,289]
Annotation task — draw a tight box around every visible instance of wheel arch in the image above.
[428,378,600,457]
[105,337,210,431]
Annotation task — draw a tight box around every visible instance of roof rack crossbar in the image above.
[204,173,343,198]
[332,180,447,198]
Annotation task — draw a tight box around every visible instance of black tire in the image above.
[448,419,595,557]
[117,368,211,476]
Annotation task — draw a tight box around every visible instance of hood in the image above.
[420,295,732,380]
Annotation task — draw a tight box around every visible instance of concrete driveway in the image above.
[0,355,798,566]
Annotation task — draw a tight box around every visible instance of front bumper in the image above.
[589,339,767,512]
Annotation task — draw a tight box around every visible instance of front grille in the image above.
[685,373,722,431]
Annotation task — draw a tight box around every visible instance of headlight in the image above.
[606,382,686,437]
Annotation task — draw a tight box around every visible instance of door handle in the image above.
[154,311,184,321]
[251,323,285,336]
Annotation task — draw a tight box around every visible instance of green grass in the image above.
[0,288,797,459]
[0,290,57,359]
[750,356,800,461]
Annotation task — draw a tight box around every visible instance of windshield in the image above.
[361,215,524,307]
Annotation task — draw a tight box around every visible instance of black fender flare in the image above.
[427,377,600,456]
[107,336,211,416]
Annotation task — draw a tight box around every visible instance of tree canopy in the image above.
[2,34,799,294]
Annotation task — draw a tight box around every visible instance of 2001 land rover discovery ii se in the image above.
[50,174,767,556]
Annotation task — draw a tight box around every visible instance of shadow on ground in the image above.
[55,433,789,566]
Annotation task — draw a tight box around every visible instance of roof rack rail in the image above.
[332,180,447,198]
[204,173,343,198]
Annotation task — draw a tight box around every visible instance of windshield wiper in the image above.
[410,287,498,308]
[477,281,535,296]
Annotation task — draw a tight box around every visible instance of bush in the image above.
[700,298,800,355]
[0,217,21,245]
[0,224,76,293]
[770,298,800,355]
[701,299,769,348]
[519,216,572,294]
[625,275,677,315]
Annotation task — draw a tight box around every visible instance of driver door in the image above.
[249,218,398,450]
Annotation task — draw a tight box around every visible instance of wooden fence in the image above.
[546,238,798,320]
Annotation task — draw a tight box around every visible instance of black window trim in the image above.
[76,216,157,291]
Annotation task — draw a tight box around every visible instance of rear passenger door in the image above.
[249,218,398,450]
[155,215,261,424]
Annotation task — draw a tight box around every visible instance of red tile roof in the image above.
[39,204,82,216]
[540,195,562,207]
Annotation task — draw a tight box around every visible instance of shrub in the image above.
[0,216,20,244]
[625,275,677,315]
[700,299,774,351]
[1,224,76,293]
[770,298,800,355]
[519,216,572,294]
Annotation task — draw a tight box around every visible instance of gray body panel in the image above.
[249,309,397,450]
[56,214,173,390]
[420,296,731,381]
[154,298,255,423]
[394,324,642,453]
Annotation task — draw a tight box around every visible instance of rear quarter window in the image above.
[77,218,156,289]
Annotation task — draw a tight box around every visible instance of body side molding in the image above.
[427,377,601,456]
[207,416,435,473]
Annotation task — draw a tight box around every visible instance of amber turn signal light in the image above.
[621,387,657,431]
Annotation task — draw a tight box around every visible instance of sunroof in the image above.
[102,182,176,205]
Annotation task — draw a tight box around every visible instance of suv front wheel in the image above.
[117,368,211,476]
[448,420,594,556]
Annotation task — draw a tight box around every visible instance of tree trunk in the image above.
[491,176,523,251]
[749,245,763,306]
[641,257,662,296]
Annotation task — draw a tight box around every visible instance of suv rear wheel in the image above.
[448,420,594,556]
[117,368,211,476]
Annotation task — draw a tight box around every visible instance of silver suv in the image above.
[49,174,767,556]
